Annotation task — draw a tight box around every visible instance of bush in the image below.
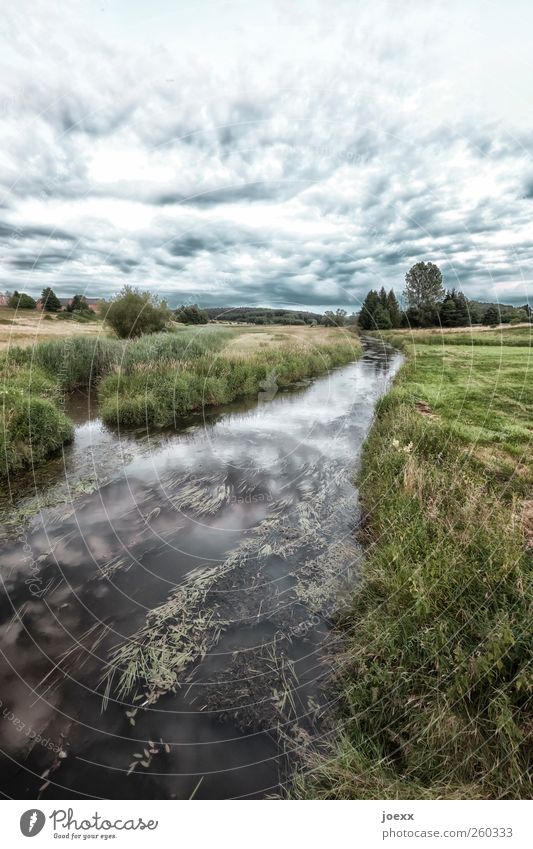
[102,286,171,338]
[9,291,36,309]
[100,394,158,429]
[67,294,92,314]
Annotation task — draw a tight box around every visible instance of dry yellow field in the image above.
[0,308,105,350]
[0,311,358,353]
[222,323,357,356]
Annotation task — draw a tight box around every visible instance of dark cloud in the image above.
[9,252,71,269]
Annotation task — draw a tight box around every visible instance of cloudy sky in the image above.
[1,0,532,311]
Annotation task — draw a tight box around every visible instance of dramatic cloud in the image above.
[1,0,532,309]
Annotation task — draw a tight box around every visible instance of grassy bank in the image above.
[1,325,360,476]
[0,360,74,477]
[98,327,358,428]
[296,328,532,799]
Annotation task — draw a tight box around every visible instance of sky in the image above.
[1,0,532,311]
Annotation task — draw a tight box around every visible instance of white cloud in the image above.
[0,0,532,307]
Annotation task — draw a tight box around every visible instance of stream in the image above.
[0,337,402,799]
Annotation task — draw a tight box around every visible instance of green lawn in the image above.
[295,332,532,799]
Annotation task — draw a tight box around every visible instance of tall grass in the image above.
[0,327,234,475]
[0,361,74,477]
[98,340,357,428]
[2,327,233,392]
[294,340,532,799]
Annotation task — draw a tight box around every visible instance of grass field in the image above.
[295,327,532,799]
[0,324,360,477]
[0,306,103,350]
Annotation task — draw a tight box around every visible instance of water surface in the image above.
[0,338,401,799]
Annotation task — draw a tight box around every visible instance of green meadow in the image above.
[296,328,532,799]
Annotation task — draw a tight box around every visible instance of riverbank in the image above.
[296,326,532,799]
[0,325,360,478]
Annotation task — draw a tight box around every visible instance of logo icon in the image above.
[20,810,46,837]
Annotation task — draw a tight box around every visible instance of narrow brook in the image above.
[0,338,402,799]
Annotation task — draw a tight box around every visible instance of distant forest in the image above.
[202,306,351,326]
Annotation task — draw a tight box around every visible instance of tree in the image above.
[468,303,482,324]
[41,287,62,312]
[9,291,36,309]
[323,308,347,327]
[174,303,208,324]
[483,306,500,326]
[404,262,444,326]
[507,308,529,325]
[373,304,392,329]
[68,294,91,314]
[103,286,170,338]
[358,290,380,330]
[439,297,458,327]
[404,306,424,328]
[453,290,470,326]
[386,290,401,328]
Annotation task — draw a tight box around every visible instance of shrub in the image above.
[67,294,92,314]
[9,291,36,309]
[102,286,171,338]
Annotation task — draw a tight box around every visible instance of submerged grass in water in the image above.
[294,331,532,799]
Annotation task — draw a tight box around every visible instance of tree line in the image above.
[359,262,531,329]
[4,287,95,314]
[3,272,530,334]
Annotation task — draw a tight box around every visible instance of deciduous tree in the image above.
[404,262,444,326]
